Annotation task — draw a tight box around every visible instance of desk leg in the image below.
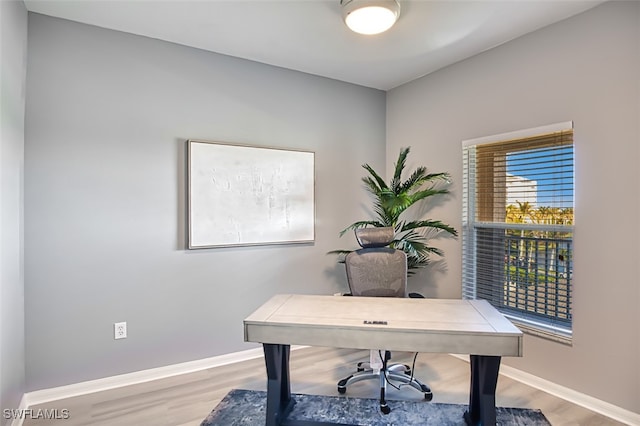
[464,355,501,426]
[264,344,294,426]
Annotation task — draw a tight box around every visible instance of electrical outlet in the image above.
[114,322,127,340]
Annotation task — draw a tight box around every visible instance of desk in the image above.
[244,294,523,426]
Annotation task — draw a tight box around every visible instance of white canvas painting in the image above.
[188,141,315,248]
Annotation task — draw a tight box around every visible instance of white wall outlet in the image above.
[114,322,127,339]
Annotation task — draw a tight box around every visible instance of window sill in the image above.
[504,315,573,346]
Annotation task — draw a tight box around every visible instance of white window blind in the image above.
[462,122,574,344]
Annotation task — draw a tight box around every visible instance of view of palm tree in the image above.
[500,200,574,325]
[506,201,574,226]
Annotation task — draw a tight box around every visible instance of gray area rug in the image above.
[201,389,551,425]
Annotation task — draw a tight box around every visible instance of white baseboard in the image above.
[15,349,639,426]
[451,354,640,426]
[23,346,268,407]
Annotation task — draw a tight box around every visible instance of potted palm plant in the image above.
[329,147,457,273]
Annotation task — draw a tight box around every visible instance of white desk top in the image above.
[244,294,523,357]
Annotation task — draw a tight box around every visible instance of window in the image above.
[462,122,574,344]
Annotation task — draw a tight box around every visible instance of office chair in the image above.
[337,227,433,414]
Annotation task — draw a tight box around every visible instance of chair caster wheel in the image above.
[357,367,365,372]
[337,386,346,394]
[424,391,433,401]
[380,404,391,414]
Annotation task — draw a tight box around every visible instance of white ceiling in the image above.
[23,0,605,90]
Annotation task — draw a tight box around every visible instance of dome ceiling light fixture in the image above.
[340,0,401,35]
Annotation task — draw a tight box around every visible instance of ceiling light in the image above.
[341,0,401,35]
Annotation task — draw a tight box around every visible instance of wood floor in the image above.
[23,347,624,426]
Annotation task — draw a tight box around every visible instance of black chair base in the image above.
[337,351,433,414]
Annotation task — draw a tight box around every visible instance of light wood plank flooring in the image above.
[23,347,624,426]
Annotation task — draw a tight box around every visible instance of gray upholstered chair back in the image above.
[345,227,407,298]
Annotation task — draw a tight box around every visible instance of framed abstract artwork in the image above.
[187,140,315,249]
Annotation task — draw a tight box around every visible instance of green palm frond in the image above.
[398,166,428,193]
[379,194,411,223]
[407,188,449,205]
[400,171,450,194]
[373,204,393,226]
[391,147,410,192]
[362,164,388,192]
[362,176,382,197]
[400,220,458,237]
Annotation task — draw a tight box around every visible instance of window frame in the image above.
[462,122,574,344]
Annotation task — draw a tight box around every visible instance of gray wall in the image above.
[20,0,640,417]
[0,0,27,415]
[25,13,386,391]
[387,1,640,413]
